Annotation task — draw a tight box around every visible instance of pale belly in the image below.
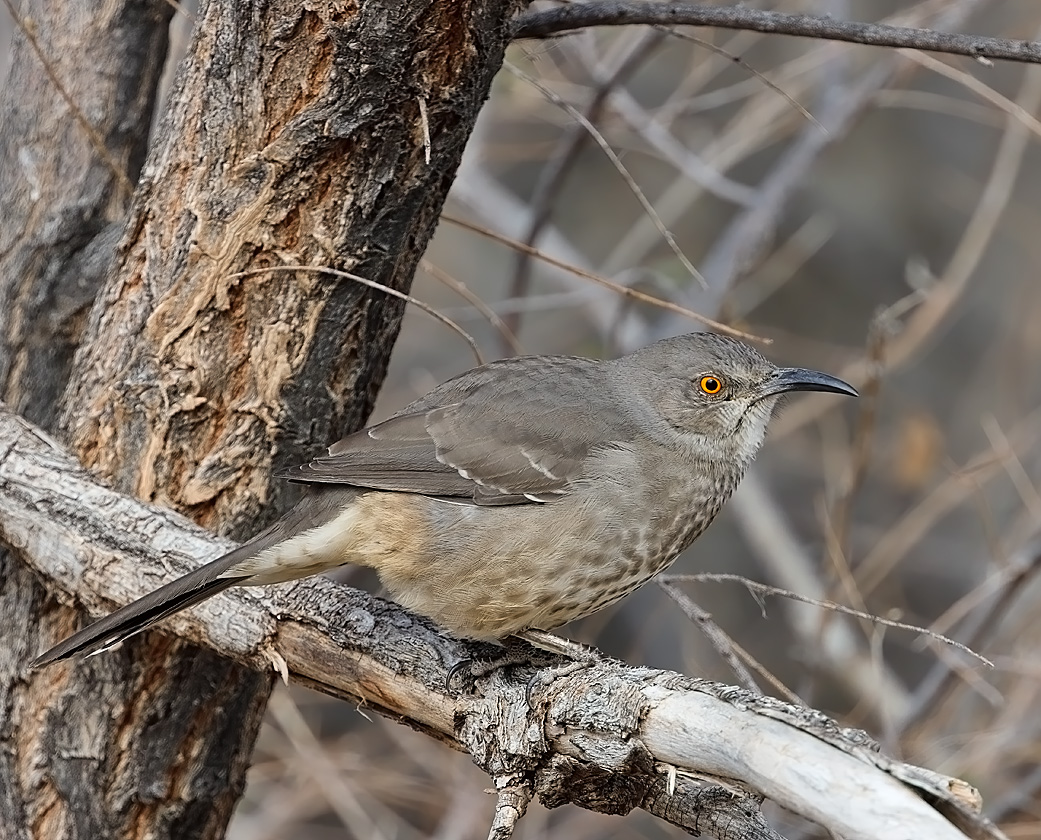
[236,464,738,641]
[378,485,729,641]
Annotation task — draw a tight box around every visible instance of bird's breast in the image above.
[372,454,743,640]
[591,466,740,600]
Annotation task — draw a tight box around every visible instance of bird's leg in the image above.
[513,629,601,662]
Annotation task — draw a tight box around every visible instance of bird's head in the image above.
[619,332,857,466]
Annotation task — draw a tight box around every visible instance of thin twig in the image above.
[817,308,903,639]
[674,573,993,667]
[505,61,709,291]
[421,259,525,356]
[225,265,485,365]
[513,2,1041,66]
[1,0,135,197]
[653,25,824,132]
[692,60,890,303]
[855,410,1041,597]
[441,214,767,342]
[900,536,1041,732]
[901,48,1041,140]
[829,309,891,558]
[981,416,1041,525]
[447,158,635,342]
[268,690,392,840]
[657,578,763,693]
[506,29,668,350]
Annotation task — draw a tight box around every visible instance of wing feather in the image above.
[282,355,638,505]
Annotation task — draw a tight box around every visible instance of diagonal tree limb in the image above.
[0,405,1005,840]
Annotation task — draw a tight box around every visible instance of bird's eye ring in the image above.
[699,375,724,395]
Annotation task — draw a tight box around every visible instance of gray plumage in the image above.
[33,333,856,666]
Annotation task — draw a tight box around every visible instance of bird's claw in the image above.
[445,632,603,701]
[446,657,477,692]
[525,648,602,707]
[445,639,555,693]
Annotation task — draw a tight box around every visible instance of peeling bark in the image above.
[62,0,518,530]
[2,1,522,838]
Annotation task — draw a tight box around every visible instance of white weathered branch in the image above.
[0,404,1003,840]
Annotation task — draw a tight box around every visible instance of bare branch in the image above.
[505,29,668,350]
[441,215,767,342]
[0,404,1004,840]
[486,780,532,840]
[513,2,1041,66]
[657,577,764,694]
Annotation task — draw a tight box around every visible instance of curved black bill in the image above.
[760,367,858,399]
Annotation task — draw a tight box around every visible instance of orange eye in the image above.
[699,375,724,395]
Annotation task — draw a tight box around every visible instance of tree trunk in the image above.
[0,0,170,424]
[2,1,521,838]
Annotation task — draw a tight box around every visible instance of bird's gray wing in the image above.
[283,356,634,505]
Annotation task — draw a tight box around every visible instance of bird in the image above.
[33,332,856,667]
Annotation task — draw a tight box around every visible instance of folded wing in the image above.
[283,355,635,505]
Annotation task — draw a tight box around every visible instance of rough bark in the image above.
[61,0,517,526]
[0,0,170,424]
[0,406,1003,840]
[2,1,522,838]
[0,3,174,840]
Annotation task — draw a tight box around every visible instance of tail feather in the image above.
[32,543,257,668]
[32,488,360,668]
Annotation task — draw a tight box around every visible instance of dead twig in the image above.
[657,578,763,694]
[505,29,669,351]
[486,780,532,840]
[505,61,709,290]
[513,2,1041,67]
[441,215,767,342]
[226,265,485,366]
[421,259,525,357]
[670,573,992,667]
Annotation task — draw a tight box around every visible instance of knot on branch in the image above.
[458,662,669,815]
[534,741,657,814]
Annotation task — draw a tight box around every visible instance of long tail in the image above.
[31,542,259,668]
[33,487,359,668]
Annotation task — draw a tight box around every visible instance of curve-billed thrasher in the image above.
[34,332,855,666]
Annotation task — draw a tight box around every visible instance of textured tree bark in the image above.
[0,3,175,839]
[60,0,519,527]
[3,0,522,838]
[0,0,171,424]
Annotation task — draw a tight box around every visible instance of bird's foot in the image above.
[446,636,558,692]
[445,630,602,696]
[514,629,603,707]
